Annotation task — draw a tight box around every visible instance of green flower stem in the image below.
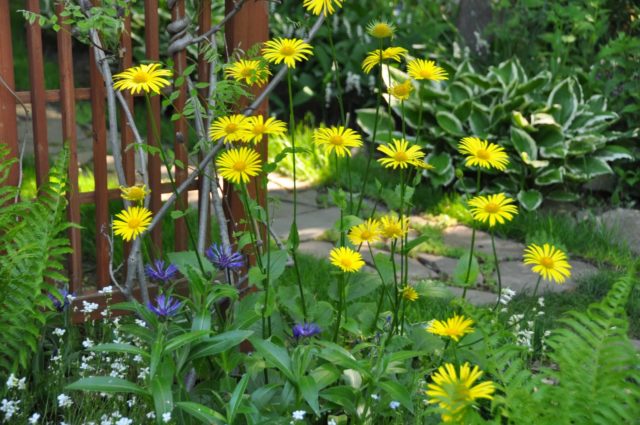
[333,272,346,342]
[461,170,482,300]
[531,275,543,299]
[144,94,206,274]
[491,230,504,311]
[386,239,400,342]
[370,243,391,332]
[286,69,308,320]
[346,155,353,214]
[415,81,424,145]
[334,152,346,247]
[326,20,345,125]
[355,42,384,216]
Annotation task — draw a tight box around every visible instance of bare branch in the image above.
[189,0,247,47]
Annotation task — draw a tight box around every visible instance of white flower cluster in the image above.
[0,399,20,421]
[291,410,306,421]
[57,393,73,408]
[498,288,517,306]
[99,411,134,425]
[345,71,362,95]
[82,301,99,314]
[5,374,26,390]
[53,327,66,337]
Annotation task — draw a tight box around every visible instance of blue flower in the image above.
[145,260,179,284]
[147,294,182,317]
[292,322,321,339]
[48,289,73,312]
[205,243,244,271]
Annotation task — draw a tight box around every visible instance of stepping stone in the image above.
[447,286,497,306]
[272,207,341,242]
[269,188,319,208]
[631,339,640,352]
[493,260,599,295]
[598,208,640,254]
[268,173,314,191]
[360,249,439,281]
[298,240,334,259]
[269,197,319,220]
[417,253,483,285]
[443,225,526,260]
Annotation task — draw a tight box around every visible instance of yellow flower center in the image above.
[371,23,393,38]
[452,384,472,403]
[252,124,265,135]
[483,202,500,214]
[225,123,238,133]
[232,161,247,172]
[279,45,295,56]
[128,218,141,229]
[240,67,254,78]
[132,72,150,84]
[394,151,409,162]
[540,257,554,268]
[360,230,372,240]
[330,135,344,146]
[341,258,353,268]
[476,149,491,160]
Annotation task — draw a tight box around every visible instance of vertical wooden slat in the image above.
[224,0,270,240]
[89,30,109,288]
[171,0,189,251]
[26,0,50,187]
[198,0,212,248]
[144,0,163,251]
[0,1,19,189]
[56,1,83,292]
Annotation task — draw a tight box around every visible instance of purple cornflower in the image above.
[205,243,244,271]
[48,289,72,312]
[145,260,179,284]
[292,322,321,339]
[147,294,182,317]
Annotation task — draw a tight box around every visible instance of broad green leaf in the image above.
[300,375,320,416]
[373,252,395,285]
[427,152,452,175]
[453,99,472,121]
[469,107,491,137]
[355,108,394,137]
[176,401,226,424]
[66,377,148,396]
[436,111,465,136]
[566,157,613,179]
[378,380,414,413]
[452,253,479,287]
[320,386,358,415]
[188,330,253,361]
[517,189,543,211]
[310,363,341,390]
[151,359,174,417]
[449,82,473,102]
[248,266,267,288]
[546,191,580,202]
[547,78,578,128]
[288,222,300,251]
[167,251,215,276]
[595,145,634,161]
[514,71,550,95]
[227,374,249,424]
[510,127,537,160]
[535,168,563,186]
[164,330,209,354]
[250,338,296,382]
[403,234,433,254]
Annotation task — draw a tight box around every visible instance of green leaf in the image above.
[427,152,452,175]
[535,168,564,186]
[151,359,174,417]
[517,189,543,211]
[547,78,578,128]
[469,107,491,137]
[250,338,295,382]
[402,234,432,254]
[566,157,613,179]
[300,375,320,415]
[595,145,634,162]
[176,401,226,424]
[449,82,473,102]
[452,253,479,287]
[167,251,215,276]
[188,330,253,361]
[288,222,300,251]
[164,330,209,354]
[89,343,149,359]
[436,111,465,136]
[248,266,267,287]
[378,380,414,413]
[514,71,550,95]
[227,374,249,424]
[510,127,537,160]
[355,108,394,137]
[263,250,289,284]
[453,99,472,121]
[66,377,148,396]
[320,386,358,415]
[546,190,580,202]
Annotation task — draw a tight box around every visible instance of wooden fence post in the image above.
[0,2,19,189]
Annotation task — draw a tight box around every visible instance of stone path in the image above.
[267,180,603,308]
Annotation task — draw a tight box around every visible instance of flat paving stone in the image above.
[493,260,599,295]
[269,188,319,207]
[298,240,335,259]
[443,225,526,260]
[360,249,439,281]
[417,253,483,285]
[268,173,314,191]
[447,286,497,306]
[598,208,640,254]
[631,339,640,352]
[272,207,341,242]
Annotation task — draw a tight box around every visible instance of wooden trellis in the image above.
[0,0,269,314]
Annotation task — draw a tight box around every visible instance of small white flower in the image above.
[28,412,41,424]
[498,288,517,305]
[5,374,18,389]
[82,338,95,349]
[134,319,147,328]
[146,412,156,419]
[17,377,26,390]
[389,400,400,410]
[53,328,66,337]
[370,393,380,400]
[115,419,133,425]
[328,419,337,425]
[537,297,545,307]
[100,286,114,294]
[82,301,99,314]
[133,354,143,363]
[292,410,306,421]
[162,412,172,423]
[0,399,20,419]
[57,393,73,408]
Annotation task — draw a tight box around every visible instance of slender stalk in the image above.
[461,170,482,300]
[531,275,543,299]
[370,243,388,332]
[491,231,504,311]
[326,21,345,125]
[333,273,346,342]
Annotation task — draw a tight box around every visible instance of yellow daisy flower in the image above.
[303,0,343,16]
[468,193,518,227]
[348,218,382,245]
[240,115,287,144]
[380,215,410,240]
[377,138,425,169]
[313,126,363,157]
[119,184,150,203]
[523,243,572,284]
[113,206,152,242]
[216,147,262,184]
[209,114,249,143]
[426,314,474,342]
[113,63,172,95]
[366,20,395,39]
[225,59,271,86]
[401,285,419,302]
[329,247,365,273]
[262,38,313,69]
[362,47,408,74]
[458,137,510,171]
[426,362,495,423]
[407,59,448,81]
[387,79,413,101]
